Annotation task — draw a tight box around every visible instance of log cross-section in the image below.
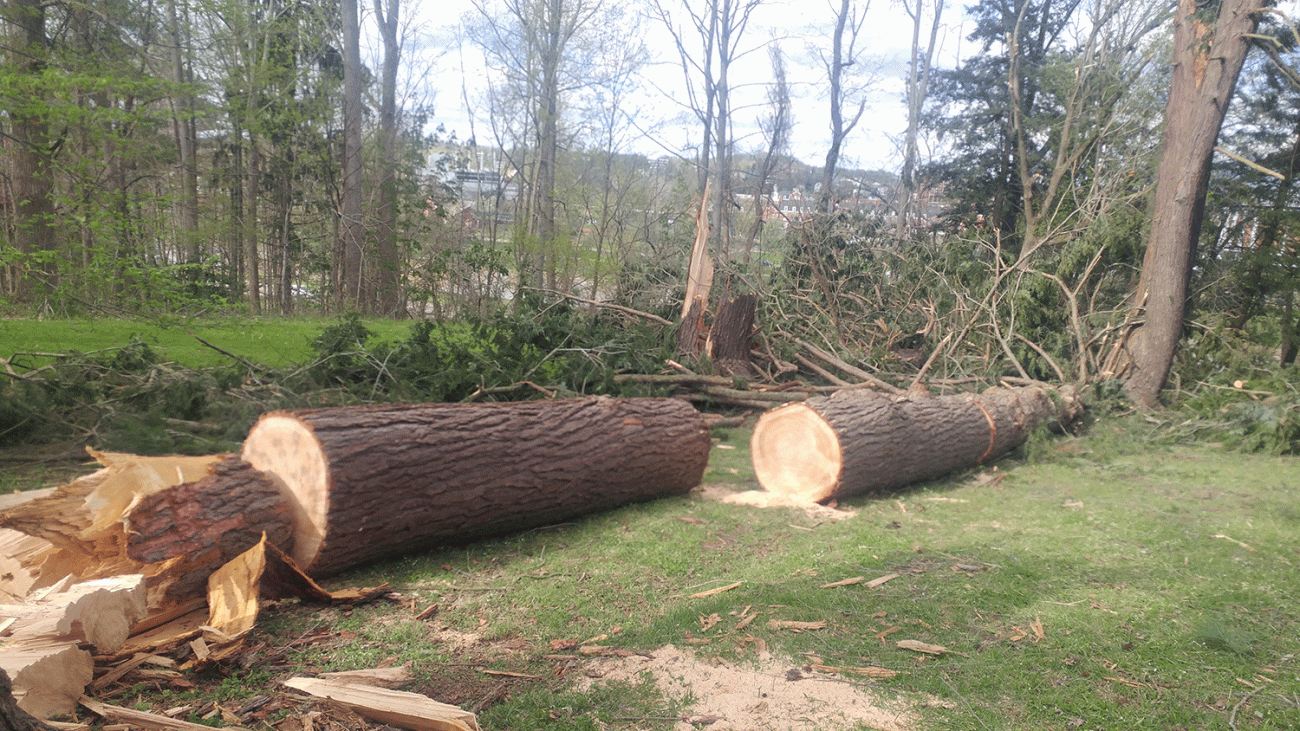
[751,385,1079,503]
[242,396,711,576]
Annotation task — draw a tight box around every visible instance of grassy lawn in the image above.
[0,316,413,371]
[92,418,1292,731]
[2,319,1297,729]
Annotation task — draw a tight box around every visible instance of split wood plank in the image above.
[79,696,250,730]
[0,574,145,653]
[284,676,480,731]
[0,641,93,720]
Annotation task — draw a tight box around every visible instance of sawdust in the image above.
[696,483,857,520]
[577,644,917,731]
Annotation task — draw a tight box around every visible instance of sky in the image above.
[389,0,969,173]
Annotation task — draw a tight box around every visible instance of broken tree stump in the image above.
[706,294,757,377]
[751,385,1081,503]
[241,396,711,576]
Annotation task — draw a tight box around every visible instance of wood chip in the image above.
[865,573,900,588]
[810,663,902,679]
[80,696,249,730]
[320,665,413,689]
[688,581,742,599]
[1212,534,1255,551]
[479,670,540,679]
[284,676,480,731]
[896,639,948,655]
[819,576,864,589]
[767,619,827,632]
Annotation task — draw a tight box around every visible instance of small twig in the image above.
[1229,684,1267,731]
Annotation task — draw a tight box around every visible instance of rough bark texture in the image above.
[242,397,710,577]
[751,385,1079,503]
[707,294,756,376]
[1119,0,1263,408]
[126,455,293,602]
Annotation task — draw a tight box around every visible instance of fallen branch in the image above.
[521,287,673,326]
[797,340,902,394]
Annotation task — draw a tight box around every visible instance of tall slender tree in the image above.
[1116,0,1266,408]
[339,0,365,310]
[4,0,57,303]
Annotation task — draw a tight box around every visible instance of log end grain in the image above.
[750,402,842,504]
[240,415,330,571]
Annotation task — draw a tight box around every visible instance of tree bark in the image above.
[241,397,711,576]
[373,0,402,317]
[1119,0,1264,408]
[707,293,756,376]
[126,455,293,603]
[7,0,57,303]
[339,0,366,311]
[751,385,1081,503]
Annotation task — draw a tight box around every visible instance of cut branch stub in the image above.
[242,396,711,577]
[751,385,1079,503]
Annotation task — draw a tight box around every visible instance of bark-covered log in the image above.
[241,396,711,577]
[751,385,1081,503]
[126,455,293,603]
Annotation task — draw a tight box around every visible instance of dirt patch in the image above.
[577,644,917,731]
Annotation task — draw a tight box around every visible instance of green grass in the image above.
[170,418,1297,731]
[0,316,412,371]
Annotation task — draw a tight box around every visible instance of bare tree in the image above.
[817,0,869,214]
[652,0,764,265]
[897,0,944,239]
[471,0,604,294]
[744,43,792,267]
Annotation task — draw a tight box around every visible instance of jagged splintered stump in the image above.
[242,396,711,577]
[751,385,1080,503]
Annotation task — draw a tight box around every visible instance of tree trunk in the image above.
[751,385,1081,503]
[7,0,57,304]
[1118,0,1264,409]
[241,397,711,576]
[126,455,293,603]
[340,0,366,311]
[373,0,401,317]
[707,294,756,376]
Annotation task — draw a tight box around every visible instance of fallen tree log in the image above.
[241,396,710,576]
[126,455,293,603]
[751,384,1081,503]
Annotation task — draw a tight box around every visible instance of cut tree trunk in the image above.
[241,397,710,576]
[126,455,293,603]
[751,385,1080,503]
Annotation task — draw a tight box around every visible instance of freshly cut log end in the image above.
[236,418,330,575]
[752,385,1078,503]
[242,397,711,577]
[749,403,842,504]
